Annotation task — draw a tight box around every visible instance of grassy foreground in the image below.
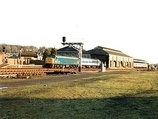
[0,71,158,119]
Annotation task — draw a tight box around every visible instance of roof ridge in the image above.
[97,46,122,53]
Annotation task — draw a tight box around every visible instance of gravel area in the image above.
[0,72,107,88]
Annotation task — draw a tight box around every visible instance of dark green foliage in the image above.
[50,48,57,56]
[43,48,57,60]
[0,97,158,119]
[43,49,51,60]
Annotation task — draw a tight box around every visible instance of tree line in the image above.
[0,44,57,60]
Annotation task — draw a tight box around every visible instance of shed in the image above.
[84,46,133,68]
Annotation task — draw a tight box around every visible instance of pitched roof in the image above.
[9,54,19,58]
[85,46,132,57]
[21,51,37,58]
[57,46,78,52]
[57,46,86,52]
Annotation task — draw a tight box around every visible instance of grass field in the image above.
[0,70,158,119]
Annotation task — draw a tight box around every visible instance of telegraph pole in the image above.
[62,36,83,72]
[2,47,5,63]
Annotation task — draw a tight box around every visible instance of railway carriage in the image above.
[133,59,148,69]
[82,58,101,68]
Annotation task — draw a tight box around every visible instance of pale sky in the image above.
[0,0,158,63]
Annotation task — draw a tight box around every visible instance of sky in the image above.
[0,0,158,64]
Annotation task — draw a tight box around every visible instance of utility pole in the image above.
[18,48,23,68]
[2,46,5,63]
[62,36,83,72]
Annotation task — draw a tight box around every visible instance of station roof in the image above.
[85,46,132,57]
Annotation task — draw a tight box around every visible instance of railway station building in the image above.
[57,46,133,69]
[83,46,134,69]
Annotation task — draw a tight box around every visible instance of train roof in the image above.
[56,55,78,59]
[134,59,148,63]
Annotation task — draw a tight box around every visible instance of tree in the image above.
[5,45,11,53]
[0,45,3,52]
[42,48,57,60]
[43,49,51,60]
[0,44,6,52]
[11,45,18,53]
[50,48,57,56]
[29,46,38,52]
[38,46,46,53]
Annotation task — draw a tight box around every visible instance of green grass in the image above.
[0,71,158,119]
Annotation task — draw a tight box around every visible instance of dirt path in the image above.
[0,72,107,88]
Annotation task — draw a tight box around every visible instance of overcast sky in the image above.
[0,0,158,63]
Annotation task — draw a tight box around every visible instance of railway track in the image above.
[0,67,100,78]
[0,68,46,78]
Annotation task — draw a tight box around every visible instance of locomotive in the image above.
[45,55,101,68]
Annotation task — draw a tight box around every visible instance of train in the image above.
[133,59,149,69]
[45,55,101,68]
